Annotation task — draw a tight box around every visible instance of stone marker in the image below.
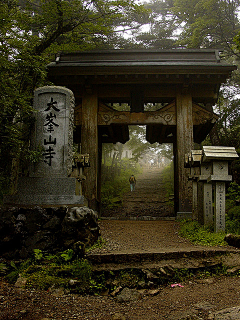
[4,86,86,206]
[203,146,238,232]
[199,163,213,227]
[187,146,239,232]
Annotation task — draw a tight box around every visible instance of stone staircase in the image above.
[103,167,174,218]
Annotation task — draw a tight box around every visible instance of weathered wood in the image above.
[176,88,193,213]
[75,101,217,127]
[81,90,98,210]
[98,110,176,126]
[192,103,218,125]
[70,84,218,104]
[45,50,236,216]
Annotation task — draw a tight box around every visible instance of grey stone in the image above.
[116,288,142,303]
[4,86,86,207]
[143,269,158,281]
[4,178,85,206]
[111,286,123,297]
[112,313,126,320]
[43,216,61,230]
[137,281,146,289]
[0,206,99,259]
[51,287,65,297]
[168,310,201,320]
[193,302,214,312]
[214,306,240,320]
[148,289,160,296]
[224,234,240,248]
[15,275,27,288]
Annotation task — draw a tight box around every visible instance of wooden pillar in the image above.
[173,140,178,214]
[81,90,99,210]
[97,137,102,214]
[176,87,193,215]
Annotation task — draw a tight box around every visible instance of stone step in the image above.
[101,216,175,221]
[87,249,239,271]
[123,199,168,203]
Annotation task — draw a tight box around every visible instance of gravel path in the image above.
[89,220,222,254]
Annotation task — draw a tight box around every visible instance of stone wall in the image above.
[0,206,99,259]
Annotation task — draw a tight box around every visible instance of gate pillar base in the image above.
[176,212,192,220]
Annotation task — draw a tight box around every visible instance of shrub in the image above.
[179,220,226,246]
[225,182,240,234]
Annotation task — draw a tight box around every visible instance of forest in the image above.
[1,0,240,200]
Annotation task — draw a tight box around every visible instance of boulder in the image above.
[224,234,240,248]
[0,206,100,259]
[116,288,142,303]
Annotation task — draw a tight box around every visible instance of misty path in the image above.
[102,167,174,218]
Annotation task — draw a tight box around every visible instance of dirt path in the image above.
[93,220,219,254]
[102,167,174,218]
[2,275,240,320]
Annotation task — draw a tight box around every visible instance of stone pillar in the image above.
[81,90,99,210]
[192,179,198,220]
[197,181,204,224]
[4,86,85,206]
[215,181,226,232]
[210,161,229,232]
[176,88,193,216]
[198,164,213,227]
[204,183,213,226]
[192,167,200,221]
[201,146,239,232]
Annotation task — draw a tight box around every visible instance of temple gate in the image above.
[45,49,235,215]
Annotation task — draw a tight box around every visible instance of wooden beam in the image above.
[98,110,176,126]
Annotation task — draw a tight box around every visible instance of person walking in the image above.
[129,174,136,192]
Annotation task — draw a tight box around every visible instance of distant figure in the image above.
[129,174,136,192]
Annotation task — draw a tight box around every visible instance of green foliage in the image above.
[161,161,174,200]
[0,0,148,198]
[137,0,240,51]
[0,262,7,275]
[33,249,75,264]
[33,249,44,261]
[24,265,68,290]
[5,259,31,283]
[4,249,97,293]
[60,249,74,262]
[225,182,240,234]
[86,237,106,253]
[226,182,240,201]
[179,220,227,246]
[22,257,105,294]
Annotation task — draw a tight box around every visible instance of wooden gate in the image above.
[47,49,236,214]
